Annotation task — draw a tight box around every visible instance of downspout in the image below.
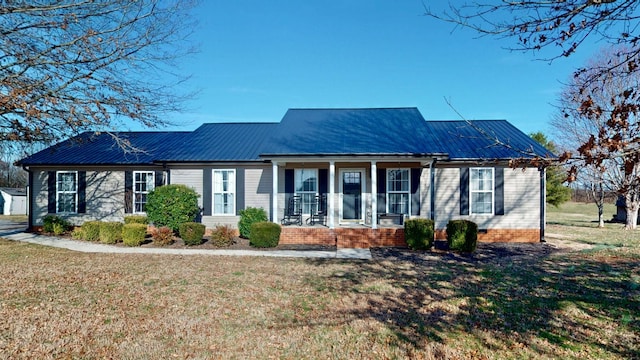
[430,158,437,221]
[540,166,546,243]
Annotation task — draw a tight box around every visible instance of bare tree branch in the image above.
[0,0,198,146]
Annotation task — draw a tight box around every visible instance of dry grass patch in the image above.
[0,202,639,359]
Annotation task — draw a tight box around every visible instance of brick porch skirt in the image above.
[279,227,405,249]
[280,227,541,248]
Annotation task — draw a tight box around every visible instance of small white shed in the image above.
[0,187,27,216]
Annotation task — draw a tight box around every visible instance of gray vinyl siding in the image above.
[32,169,128,226]
[433,166,540,230]
[200,165,271,229]
[244,166,272,217]
[170,169,204,207]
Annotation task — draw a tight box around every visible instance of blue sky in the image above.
[164,1,600,137]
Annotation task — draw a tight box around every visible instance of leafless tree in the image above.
[1,0,197,147]
[425,1,639,63]
[552,47,640,229]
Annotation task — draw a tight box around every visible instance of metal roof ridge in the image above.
[286,107,419,111]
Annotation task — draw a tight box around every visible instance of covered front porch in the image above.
[268,157,438,248]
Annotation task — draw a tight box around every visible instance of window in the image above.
[133,171,155,213]
[213,169,235,215]
[56,171,77,213]
[295,169,318,214]
[387,169,410,215]
[470,168,494,214]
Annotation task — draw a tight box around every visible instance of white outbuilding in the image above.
[0,187,27,216]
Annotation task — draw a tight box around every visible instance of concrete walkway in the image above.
[0,230,372,260]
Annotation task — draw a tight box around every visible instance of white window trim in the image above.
[295,168,319,215]
[386,168,411,215]
[212,169,236,216]
[133,171,155,214]
[56,171,78,214]
[470,167,494,215]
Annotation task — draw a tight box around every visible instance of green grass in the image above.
[0,202,638,359]
[547,201,640,250]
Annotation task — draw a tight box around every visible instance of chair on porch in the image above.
[307,194,327,226]
[281,195,302,226]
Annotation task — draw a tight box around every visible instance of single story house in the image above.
[16,108,552,248]
[0,187,27,216]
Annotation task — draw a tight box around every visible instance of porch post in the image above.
[371,161,377,229]
[272,161,278,223]
[329,161,335,229]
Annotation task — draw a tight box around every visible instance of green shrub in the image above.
[124,215,148,225]
[53,223,66,236]
[99,221,123,244]
[179,222,206,246]
[249,222,281,248]
[81,221,102,241]
[151,226,174,246]
[146,184,200,232]
[404,218,434,250]
[238,207,268,238]
[446,220,478,252]
[42,215,71,234]
[122,224,147,247]
[209,225,236,247]
[71,228,83,240]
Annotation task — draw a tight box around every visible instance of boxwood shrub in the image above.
[179,222,206,246]
[238,207,268,239]
[404,218,434,250]
[42,215,71,234]
[99,222,123,244]
[446,220,478,252]
[146,184,200,232]
[124,215,148,225]
[81,221,102,241]
[122,223,147,247]
[249,222,281,248]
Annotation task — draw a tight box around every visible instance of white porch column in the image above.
[371,161,377,229]
[272,161,278,223]
[329,161,335,229]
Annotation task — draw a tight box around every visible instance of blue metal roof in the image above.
[16,108,552,166]
[17,131,191,166]
[159,122,279,162]
[425,120,553,160]
[261,108,444,156]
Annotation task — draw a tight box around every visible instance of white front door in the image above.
[339,169,365,223]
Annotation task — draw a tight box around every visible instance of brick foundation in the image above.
[435,228,540,243]
[279,227,406,248]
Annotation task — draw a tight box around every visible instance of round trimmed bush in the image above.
[179,222,206,246]
[123,223,147,247]
[446,220,478,252]
[238,207,268,238]
[99,221,123,244]
[249,222,281,248]
[146,184,200,232]
[124,215,148,225]
[404,218,434,250]
[81,221,102,241]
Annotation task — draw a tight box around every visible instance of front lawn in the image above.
[0,202,638,359]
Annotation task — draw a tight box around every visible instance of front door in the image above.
[340,169,364,222]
